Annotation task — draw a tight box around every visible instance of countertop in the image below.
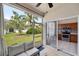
[58,32,77,35]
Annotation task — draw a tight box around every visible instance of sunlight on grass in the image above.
[3,33,42,46]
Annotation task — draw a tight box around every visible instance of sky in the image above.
[3,4,42,23]
[3,5,26,20]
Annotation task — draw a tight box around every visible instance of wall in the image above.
[58,18,77,24]
[78,17,79,55]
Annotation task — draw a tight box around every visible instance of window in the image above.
[33,17,43,47]
[3,4,43,55]
[3,4,33,46]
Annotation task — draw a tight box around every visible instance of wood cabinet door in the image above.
[70,35,77,43]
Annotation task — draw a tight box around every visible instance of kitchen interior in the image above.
[58,17,78,55]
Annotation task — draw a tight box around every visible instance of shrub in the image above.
[26,27,41,34]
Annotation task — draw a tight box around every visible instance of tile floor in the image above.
[58,40,77,55]
[17,39,77,56]
[49,39,77,55]
[17,45,71,56]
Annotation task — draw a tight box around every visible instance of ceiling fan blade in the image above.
[48,3,53,8]
[36,3,41,7]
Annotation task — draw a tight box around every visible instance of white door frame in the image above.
[46,15,79,55]
[58,16,78,55]
[0,3,5,56]
[77,16,79,55]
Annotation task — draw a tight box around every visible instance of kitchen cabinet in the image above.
[58,22,77,43]
[58,34,77,43]
[70,34,77,43]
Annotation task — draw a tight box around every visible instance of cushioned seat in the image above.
[26,47,39,56]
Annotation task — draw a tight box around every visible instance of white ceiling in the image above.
[28,3,65,14]
[18,3,79,19]
[29,3,50,13]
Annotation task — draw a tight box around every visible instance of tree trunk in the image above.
[19,30,22,34]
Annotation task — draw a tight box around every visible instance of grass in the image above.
[3,33,42,46]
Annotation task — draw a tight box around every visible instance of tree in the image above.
[25,13,38,27]
[25,14,42,34]
[5,19,15,33]
[8,11,27,34]
[6,11,38,34]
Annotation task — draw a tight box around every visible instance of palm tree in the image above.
[25,13,42,34]
[6,11,38,34]
[8,11,27,34]
[25,13,38,27]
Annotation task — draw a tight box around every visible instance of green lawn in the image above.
[3,33,42,46]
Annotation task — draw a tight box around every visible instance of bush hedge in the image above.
[26,27,41,34]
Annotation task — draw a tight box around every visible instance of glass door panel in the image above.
[46,21,56,48]
[58,18,78,55]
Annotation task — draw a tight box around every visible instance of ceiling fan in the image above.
[36,3,53,8]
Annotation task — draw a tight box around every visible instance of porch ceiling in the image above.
[28,3,63,13]
[19,3,79,19]
[7,3,79,20]
[18,3,63,17]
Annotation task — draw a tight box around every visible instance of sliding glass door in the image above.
[46,21,57,48]
[58,18,78,55]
